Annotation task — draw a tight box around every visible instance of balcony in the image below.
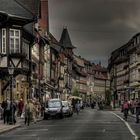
[114,56,128,64]
[9,52,27,59]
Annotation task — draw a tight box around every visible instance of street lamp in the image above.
[8,66,14,124]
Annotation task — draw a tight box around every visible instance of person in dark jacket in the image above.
[1,100,7,124]
[10,100,17,124]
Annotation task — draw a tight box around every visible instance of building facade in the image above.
[109,33,140,106]
[0,0,110,105]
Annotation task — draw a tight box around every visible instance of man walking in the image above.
[122,100,129,121]
[1,100,7,124]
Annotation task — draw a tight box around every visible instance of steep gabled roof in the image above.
[16,0,40,17]
[49,33,63,53]
[0,0,39,19]
[59,27,76,49]
[0,0,40,35]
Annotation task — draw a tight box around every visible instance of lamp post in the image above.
[8,66,14,124]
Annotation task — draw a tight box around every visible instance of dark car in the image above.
[44,99,64,119]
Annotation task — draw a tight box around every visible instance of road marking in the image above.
[111,112,138,140]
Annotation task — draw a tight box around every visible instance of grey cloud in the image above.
[49,0,140,66]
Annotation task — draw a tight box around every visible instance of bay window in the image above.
[9,29,20,53]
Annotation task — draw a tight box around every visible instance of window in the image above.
[2,29,6,54]
[9,29,20,53]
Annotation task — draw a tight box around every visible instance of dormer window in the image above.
[9,29,20,53]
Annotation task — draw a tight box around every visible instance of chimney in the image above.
[38,0,49,35]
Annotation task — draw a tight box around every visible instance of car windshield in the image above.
[62,101,68,107]
[48,101,61,108]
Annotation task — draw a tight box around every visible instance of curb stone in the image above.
[0,118,43,134]
[0,124,21,134]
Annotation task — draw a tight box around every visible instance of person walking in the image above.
[1,100,7,123]
[24,99,33,126]
[18,98,24,117]
[75,101,80,115]
[122,100,129,121]
[9,100,17,124]
[32,100,37,124]
[135,98,140,123]
[2,98,11,124]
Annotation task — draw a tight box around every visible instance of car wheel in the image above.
[60,113,64,119]
[68,112,71,117]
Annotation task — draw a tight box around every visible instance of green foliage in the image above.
[105,90,112,106]
[72,87,79,97]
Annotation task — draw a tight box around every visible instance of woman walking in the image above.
[24,99,33,126]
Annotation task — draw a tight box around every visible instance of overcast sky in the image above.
[48,0,140,66]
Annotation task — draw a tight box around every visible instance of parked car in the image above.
[44,99,64,119]
[62,101,73,117]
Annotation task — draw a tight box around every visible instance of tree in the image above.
[72,87,79,97]
[105,90,112,106]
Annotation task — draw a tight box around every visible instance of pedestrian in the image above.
[122,100,129,121]
[2,98,11,124]
[24,99,33,126]
[75,101,80,115]
[135,98,140,123]
[18,98,24,117]
[1,100,7,123]
[10,100,17,124]
[32,100,37,123]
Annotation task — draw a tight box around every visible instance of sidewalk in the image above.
[0,117,23,134]
[0,116,43,134]
[113,109,140,139]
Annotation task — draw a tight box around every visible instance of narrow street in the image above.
[0,108,135,140]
